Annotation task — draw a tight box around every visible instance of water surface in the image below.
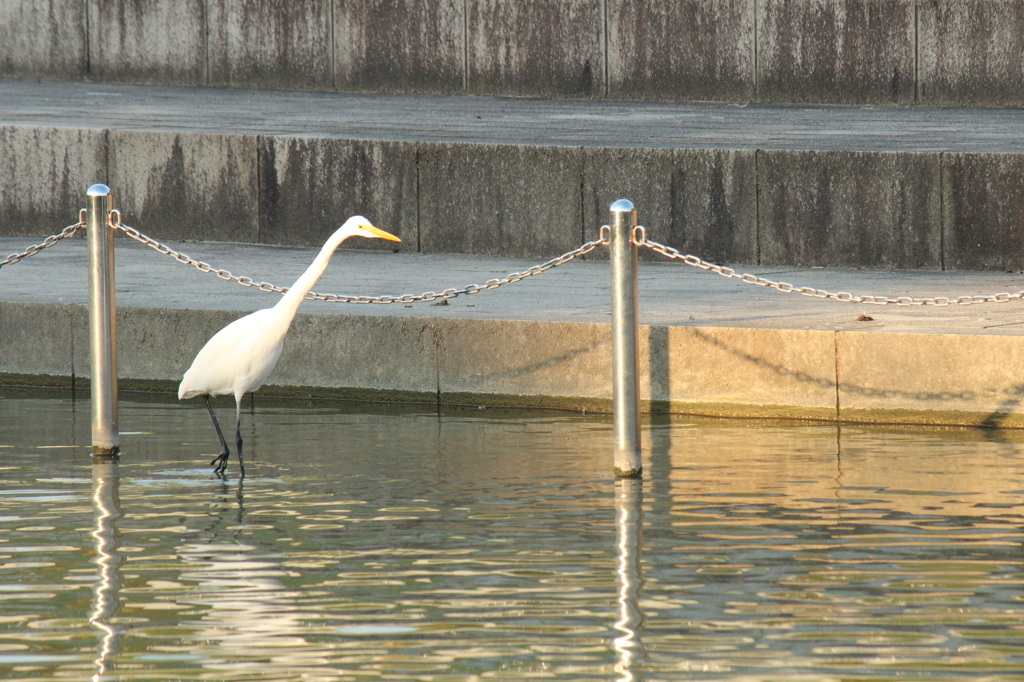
[3,387,1024,680]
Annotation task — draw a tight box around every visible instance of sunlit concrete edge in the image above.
[7,300,1024,427]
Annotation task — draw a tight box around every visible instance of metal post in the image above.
[609,199,641,478]
[87,184,119,456]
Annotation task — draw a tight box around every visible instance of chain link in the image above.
[0,213,86,269]
[636,229,1024,307]
[113,218,604,303]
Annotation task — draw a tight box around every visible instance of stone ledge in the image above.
[5,300,1024,427]
[4,118,1024,269]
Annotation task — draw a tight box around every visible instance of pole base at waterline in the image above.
[91,447,119,458]
[614,462,643,479]
[614,446,642,479]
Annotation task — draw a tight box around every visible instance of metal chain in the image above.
[111,212,605,303]
[305,238,604,303]
[10,212,1024,309]
[635,226,1024,307]
[0,212,86,269]
[112,214,289,295]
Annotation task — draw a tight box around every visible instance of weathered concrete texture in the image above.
[334,0,464,94]
[942,154,1024,272]
[7,0,1024,107]
[418,144,584,259]
[0,302,81,379]
[437,318,613,408]
[0,126,106,236]
[919,0,1024,107]
[466,0,603,98]
[0,0,87,80]
[258,137,417,249]
[838,331,1024,427]
[273,313,437,399]
[758,150,942,268]
[757,0,915,104]
[583,147,676,260]
[207,0,331,90]
[87,0,207,85]
[582,148,757,264]
[607,0,754,101]
[108,130,258,243]
[661,326,838,420]
[668,149,757,265]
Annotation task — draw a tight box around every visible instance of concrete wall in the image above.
[2,1,1023,106]
[6,299,1024,427]
[0,126,106,235]
[5,124,1024,271]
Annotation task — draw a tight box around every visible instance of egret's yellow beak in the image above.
[364,225,401,242]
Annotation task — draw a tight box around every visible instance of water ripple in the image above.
[4,389,1024,679]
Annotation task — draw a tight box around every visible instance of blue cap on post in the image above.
[610,199,634,213]
[87,183,111,197]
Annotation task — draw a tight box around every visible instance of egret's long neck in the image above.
[273,231,348,322]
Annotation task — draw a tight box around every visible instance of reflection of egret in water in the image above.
[175,542,321,672]
[174,478,326,673]
[613,478,645,681]
[89,457,124,681]
[834,424,844,493]
[202,476,245,541]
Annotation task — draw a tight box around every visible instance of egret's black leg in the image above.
[234,398,246,478]
[204,395,230,474]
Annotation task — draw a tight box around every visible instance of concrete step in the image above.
[3,234,1024,427]
[3,79,1024,271]
[3,1,1023,107]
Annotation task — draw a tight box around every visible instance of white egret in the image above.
[178,216,401,476]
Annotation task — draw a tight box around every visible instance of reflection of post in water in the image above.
[613,478,645,681]
[90,456,124,681]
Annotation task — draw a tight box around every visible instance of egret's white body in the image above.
[179,308,286,405]
[178,216,400,475]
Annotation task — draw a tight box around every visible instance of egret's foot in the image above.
[210,451,230,475]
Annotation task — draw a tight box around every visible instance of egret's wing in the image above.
[179,310,285,398]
